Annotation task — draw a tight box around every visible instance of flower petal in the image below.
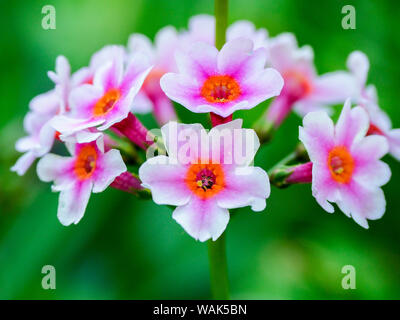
[347,50,369,87]
[172,197,229,242]
[335,99,369,148]
[139,155,191,206]
[217,166,269,211]
[11,151,37,176]
[309,71,358,104]
[57,181,93,226]
[299,110,335,162]
[92,149,127,193]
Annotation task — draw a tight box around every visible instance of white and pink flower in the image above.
[160,38,283,118]
[139,119,270,241]
[37,137,126,226]
[347,51,400,160]
[299,99,391,228]
[51,53,152,143]
[127,27,179,125]
[265,33,356,127]
[11,56,72,175]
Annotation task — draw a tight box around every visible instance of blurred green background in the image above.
[1,0,399,299]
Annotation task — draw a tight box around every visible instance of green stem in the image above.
[207,233,230,299]
[215,0,228,49]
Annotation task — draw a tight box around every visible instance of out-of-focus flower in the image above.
[139,119,270,241]
[299,99,391,228]
[347,51,400,160]
[37,137,126,226]
[11,56,72,175]
[181,15,269,50]
[128,27,179,125]
[265,33,356,127]
[51,53,152,143]
[160,38,283,118]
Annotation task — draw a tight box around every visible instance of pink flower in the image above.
[127,27,179,125]
[181,15,269,50]
[139,119,270,241]
[37,137,126,226]
[299,99,391,228]
[160,38,283,118]
[347,51,400,160]
[11,56,72,175]
[266,33,357,127]
[51,53,152,143]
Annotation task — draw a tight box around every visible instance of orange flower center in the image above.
[74,145,98,180]
[93,89,120,117]
[282,70,313,100]
[327,146,354,183]
[186,163,225,199]
[201,75,241,103]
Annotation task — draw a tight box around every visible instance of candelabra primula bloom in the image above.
[160,38,283,118]
[128,27,179,125]
[37,138,126,226]
[266,33,356,126]
[347,51,400,160]
[299,99,391,228]
[12,56,72,175]
[139,119,270,241]
[51,53,153,143]
[182,15,269,51]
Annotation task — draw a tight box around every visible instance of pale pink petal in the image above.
[155,26,179,70]
[335,100,369,148]
[139,155,191,206]
[11,151,37,176]
[90,45,126,71]
[337,181,386,228]
[299,111,335,162]
[172,197,229,242]
[119,52,152,96]
[309,71,358,104]
[29,90,60,114]
[151,95,178,125]
[174,42,218,82]
[160,73,204,113]
[51,115,105,135]
[161,121,208,164]
[217,38,254,76]
[311,163,341,213]
[93,59,123,92]
[387,129,400,160]
[92,149,127,193]
[208,119,260,166]
[239,67,284,107]
[186,14,215,44]
[217,166,269,211]
[127,34,154,61]
[36,153,75,186]
[57,180,93,226]
[227,20,268,49]
[68,84,104,118]
[347,51,369,87]
[131,91,153,114]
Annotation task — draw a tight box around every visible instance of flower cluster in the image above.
[12,14,398,240]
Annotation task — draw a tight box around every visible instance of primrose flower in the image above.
[37,137,126,226]
[139,119,270,241]
[299,99,391,228]
[182,15,269,50]
[11,56,72,175]
[51,53,152,143]
[347,51,400,160]
[127,27,179,125]
[160,38,283,118]
[265,33,356,127]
